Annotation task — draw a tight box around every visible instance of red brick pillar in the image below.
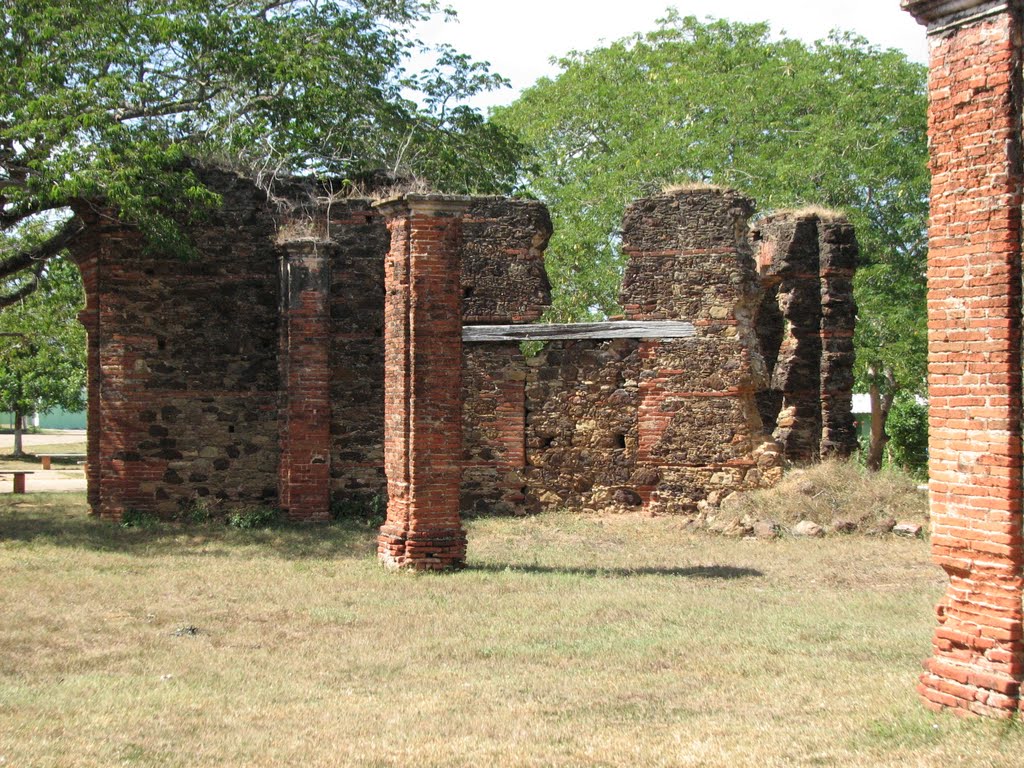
[69,229,102,515]
[374,196,468,570]
[279,241,332,522]
[904,0,1024,718]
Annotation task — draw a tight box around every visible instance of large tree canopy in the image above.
[494,13,929,464]
[1,0,521,304]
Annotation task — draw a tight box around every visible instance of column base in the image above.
[919,667,1020,719]
[377,526,467,571]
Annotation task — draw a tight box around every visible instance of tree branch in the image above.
[0,216,84,281]
[0,261,45,309]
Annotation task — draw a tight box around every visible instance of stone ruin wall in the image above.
[72,171,284,518]
[751,212,859,463]
[70,168,857,523]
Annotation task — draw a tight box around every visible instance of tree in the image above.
[0,251,86,457]
[493,13,929,465]
[1,0,522,303]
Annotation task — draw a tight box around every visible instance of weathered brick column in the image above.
[279,240,332,522]
[904,0,1024,717]
[754,214,824,463]
[69,218,104,515]
[375,195,468,570]
[818,220,859,459]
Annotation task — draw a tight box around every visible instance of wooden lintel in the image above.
[462,320,696,342]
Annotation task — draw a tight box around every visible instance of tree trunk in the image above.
[866,365,897,472]
[12,410,24,458]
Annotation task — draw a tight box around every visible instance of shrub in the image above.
[178,497,216,524]
[120,508,160,529]
[886,394,928,480]
[226,505,281,530]
[330,493,386,526]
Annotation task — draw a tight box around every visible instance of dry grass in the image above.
[771,205,848,222]
[1,493,1021,767]
[661,181,727,195]
[721,460,928,533]
[0,440,87,460]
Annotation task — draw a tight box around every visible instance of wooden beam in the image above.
[462,320,696,342]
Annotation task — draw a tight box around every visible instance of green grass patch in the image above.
[0,494,1021,767]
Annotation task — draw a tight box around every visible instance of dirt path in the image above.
[0,429,87,450]
[0,430,88,493]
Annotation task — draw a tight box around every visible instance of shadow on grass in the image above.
[469,563,763,579]
[0,505,379,561]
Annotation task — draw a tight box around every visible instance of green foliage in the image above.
[226,505,282,530]
[1,0,522,276]
[177,497,216,525]
[885,394,928,480]
[330,493,386,526]
[494,13,929,395]
[0,249,86,418]
[120,508,160,529]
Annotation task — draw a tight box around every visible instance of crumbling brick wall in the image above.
[462,187,788,517]
[72,169,283,519]
[751,211,858,462]
[72,169,854,527]
[456,199,553,515]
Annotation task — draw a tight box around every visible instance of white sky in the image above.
[415,0,929,111]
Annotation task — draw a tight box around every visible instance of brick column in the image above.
[68,222,103,515]
[375,196,469,570]
[904,0,1024,718]
[278,241,332,522]
[754,214,824,463]
[818,220,859,459]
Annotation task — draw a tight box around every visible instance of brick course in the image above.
[375,196,469,569]
[904,0,1024,718]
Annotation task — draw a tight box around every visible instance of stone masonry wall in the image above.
[619,188,783,513]
[71,169,282,519]
[325,201,390,505]
[752,212,859,463]
[904,0,1024,718]
[74,170,854,530]
[461,188,786,518]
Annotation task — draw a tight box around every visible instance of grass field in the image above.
[1,493,1022,767]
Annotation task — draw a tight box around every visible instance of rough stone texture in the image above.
[818,219,859,457]
[751,212,859,462]
[904,0,1024,718]
[326,201,389,505]
[753,214,823,462]
[71,172,857,542]
[462,343,528,516]
[71,169,282,520]
[622,188,783,514]
[461,199,552,324]
[376,196,468,570]
[468,188,785,518]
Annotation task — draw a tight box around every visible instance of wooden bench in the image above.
[38,453,86,470]
[0,470,34,494]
